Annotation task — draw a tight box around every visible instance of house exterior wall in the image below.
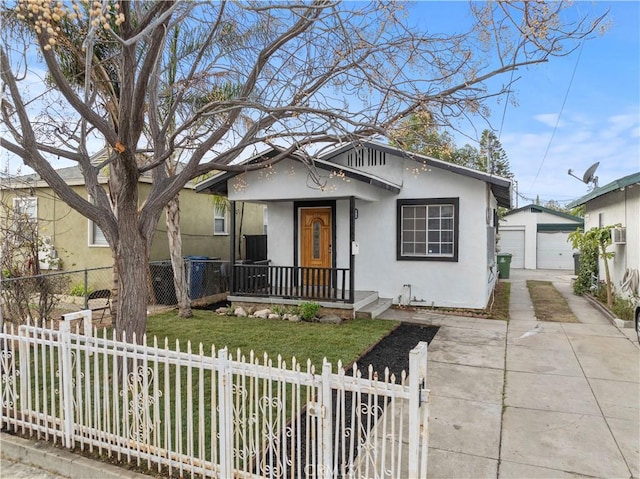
[353,162,495,309]
[583,187,640,298]
[257,157,498,309]
[228,159,390,203]
[1,184,264,270]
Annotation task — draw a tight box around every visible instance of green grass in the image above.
[146,310,398,369]
[488,281,510,320]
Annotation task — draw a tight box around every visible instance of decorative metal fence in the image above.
[0,314,429,478]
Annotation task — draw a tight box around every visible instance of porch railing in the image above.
[232,264,353,303]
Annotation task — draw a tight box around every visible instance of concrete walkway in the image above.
[2,269,638,478]
[380,268,639,478]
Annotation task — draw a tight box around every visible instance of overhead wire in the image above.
[530,40,585,189]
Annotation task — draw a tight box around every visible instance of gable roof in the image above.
[504,204,583,222]
[567,172,640,207]
[195,140,512,207]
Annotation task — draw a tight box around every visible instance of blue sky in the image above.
[413,1,639,206]
[2,1,638,207]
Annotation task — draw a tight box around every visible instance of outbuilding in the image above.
[499,204,583,270]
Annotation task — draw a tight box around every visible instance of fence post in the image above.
[408,341,428,478]
[217,348,233,477]
[59,321,74,449]
[83,268,89,310]
[321,360,333,479]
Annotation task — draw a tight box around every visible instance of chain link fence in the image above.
[149,258,230,306]
[0,259,231,325]
[0,266,113,326]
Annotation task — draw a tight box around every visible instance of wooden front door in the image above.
[301,207,332,284]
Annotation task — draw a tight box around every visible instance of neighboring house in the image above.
[195,140,511,316]
[0,163,265,273]
[568,172,640,298]
[499,204,583,270]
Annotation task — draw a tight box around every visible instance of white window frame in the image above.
[87,196,109,247]
[214,209,228,235]
[13,197,37,222]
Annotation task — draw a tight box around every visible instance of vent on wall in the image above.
[347,148,386,168]
[612,227,626,245]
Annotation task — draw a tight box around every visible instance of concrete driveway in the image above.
[382,268,639,478]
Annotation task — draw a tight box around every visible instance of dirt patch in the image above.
[526,280,579,323]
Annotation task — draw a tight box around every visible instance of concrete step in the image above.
[356,297,393,319]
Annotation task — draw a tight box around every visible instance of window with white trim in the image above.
[88,196,108,246]
[214,209,228,235]
[397,198,459,261]
[10,197,37,244]
[13,197,37,222]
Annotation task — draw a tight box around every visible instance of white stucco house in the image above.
[568,172,640,299]
[499,205,583,270]
[195,141,511,317]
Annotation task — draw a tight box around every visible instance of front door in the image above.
[301,207,332,285]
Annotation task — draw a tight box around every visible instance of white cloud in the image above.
[502,107,640,203]
[533,113,566,128]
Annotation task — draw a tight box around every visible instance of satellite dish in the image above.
[582,162,599,184]
[567,162,599,189]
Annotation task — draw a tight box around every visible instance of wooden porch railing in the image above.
[232,264,352,302]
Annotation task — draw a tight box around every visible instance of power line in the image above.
[530,41,585,189]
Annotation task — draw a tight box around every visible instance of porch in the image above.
[229,263,392,317]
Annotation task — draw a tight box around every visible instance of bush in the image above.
[298,301,320,321]
[70,284,91,297]
[611,295,635,322]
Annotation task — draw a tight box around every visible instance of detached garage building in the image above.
[499,204,583,270]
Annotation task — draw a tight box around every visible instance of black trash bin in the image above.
[150,261,177,305]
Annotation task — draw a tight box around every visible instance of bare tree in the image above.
[0,1,606,342]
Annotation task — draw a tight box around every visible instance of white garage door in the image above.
[536,232,575,270]
[499,230,525,268]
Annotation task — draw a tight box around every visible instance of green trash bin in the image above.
[497,253,513,279]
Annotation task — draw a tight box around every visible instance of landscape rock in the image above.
[215,307,228,315]
[268,313,281,320]
[234,307,247,317]
[319,314,342,324]
[254,309,272,319]
[287,314,301,322]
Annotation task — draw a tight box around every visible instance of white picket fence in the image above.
[0,311,429,478]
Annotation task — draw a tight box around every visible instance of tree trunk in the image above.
[113,212,150,344]
[166,194,192,318]
[601,243,613,308]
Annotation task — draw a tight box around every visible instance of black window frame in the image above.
[396,198,459,262]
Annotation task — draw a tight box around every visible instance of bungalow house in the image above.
[0,164,265,274]
[499,204,583,270]
[195,140,512,317]
[567,172,640,299]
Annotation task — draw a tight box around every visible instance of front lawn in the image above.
[147,310,398,369]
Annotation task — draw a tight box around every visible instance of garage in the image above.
[536,231,576,270]
[499,229,525,268]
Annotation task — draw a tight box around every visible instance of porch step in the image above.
[356,297,393,319]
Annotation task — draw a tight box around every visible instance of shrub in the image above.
[611,295,635,322]
[298,301,320,321]
[70,284,91,297]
